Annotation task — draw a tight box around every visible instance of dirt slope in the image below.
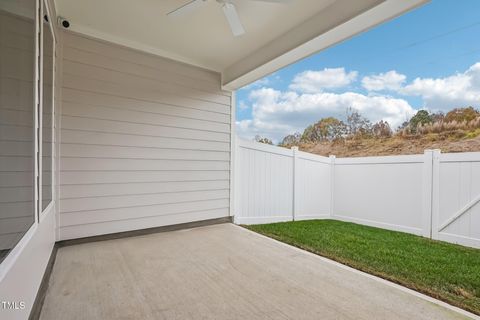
[300,135,480,157]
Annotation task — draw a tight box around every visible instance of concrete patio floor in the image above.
[40,223,475,320]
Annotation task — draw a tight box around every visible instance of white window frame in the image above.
[0,0,40,274]
[38,0,56,219]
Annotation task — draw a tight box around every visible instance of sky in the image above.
[235,0,480,143]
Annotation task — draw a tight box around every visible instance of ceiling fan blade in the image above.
[167,0,206,17]
[222,2,245,36]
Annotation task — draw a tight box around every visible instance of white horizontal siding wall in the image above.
[58,31,232,240]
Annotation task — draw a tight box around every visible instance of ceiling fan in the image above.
[167,0,290,37]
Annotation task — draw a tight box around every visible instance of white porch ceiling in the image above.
[54,0,335,70]
[54,0,428,89]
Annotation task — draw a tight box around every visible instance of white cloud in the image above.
[400,62,480,111]
[236,88,415,142]
[289,68,358,93]
[238,100,249,110]
[362,71,406,91]
[237,62,480,142]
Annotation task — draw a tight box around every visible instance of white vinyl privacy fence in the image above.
[234,138,480,248]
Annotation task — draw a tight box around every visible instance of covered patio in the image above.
[8,0,477,319]
[39,223,471,320]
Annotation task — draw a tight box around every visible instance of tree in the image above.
[301,117,347,142]
[346,108,372,137]
[397,120,410,131]
[254,135,273,145]
[372,120,392,137]
[431,111,445,123]
[280,132,301,147]
[409,110,432,129]
[444,107,479,123]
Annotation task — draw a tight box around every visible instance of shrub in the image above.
[444,107,480,123]
[372,120,392,138]
[346,108,372,137]
[301,117,347,142]
[254,135,273,145]
[280,132,302,147]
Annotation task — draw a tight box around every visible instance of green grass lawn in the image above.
[245,219,480,315]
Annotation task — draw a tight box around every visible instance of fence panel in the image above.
[333,154,426,235]
[234,139,294,224]
[234,138,480,248]
[434,152,480,248]
[295,151,332,220]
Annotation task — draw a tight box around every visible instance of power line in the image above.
[345,19,480,66]
[397,20,480,50]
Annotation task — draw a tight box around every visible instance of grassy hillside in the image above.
[269,107,480,157]
[301,134,480,157]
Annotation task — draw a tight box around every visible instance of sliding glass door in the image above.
[0,0,37,263]
[41,0,54,213]
[0,0,55,264]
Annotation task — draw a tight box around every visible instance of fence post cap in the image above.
[424,149,441,155]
